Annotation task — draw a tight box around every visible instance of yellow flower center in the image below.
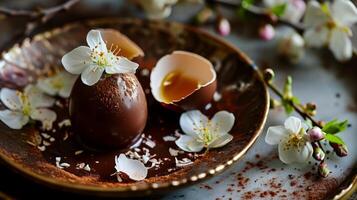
[283,128,307,151]
[18,92,31,116]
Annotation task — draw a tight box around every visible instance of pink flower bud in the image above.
[259,24,275,41]
[312,143,325,161]
[216,17,230,36]
[330,142,348,157]
[308,127,324,141]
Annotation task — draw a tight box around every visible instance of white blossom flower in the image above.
[137,0,178,19]
[114,154,147,181]
[175,110,235,152]
[37,71,77,98]
[265,116,313,164]
[303,0,357,61]
[278,30,305,63]
[61,30,139,86]
[264,0,306,23]
[0,85,56,130]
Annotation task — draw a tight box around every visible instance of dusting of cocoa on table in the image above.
[199,154,341,200]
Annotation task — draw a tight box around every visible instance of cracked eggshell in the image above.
[99,29,144,59]
[150,51,217,110]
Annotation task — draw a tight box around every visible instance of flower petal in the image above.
[175,135,204,152]
[25,85,55,108]
[303,27,329,47]
[105,57,139,74]
[30,108,57,130]
[37,78,57,96]
[115,154,147,181]
[278,140,313,164]
[210,110,235,136]
[179,110,208,136]
[0,88,22,110]
[62,46,92,74]
[81,65,104,86]
[331,0,357,26]
[207,133,233,148]
[86,30,107,52]
[329,28,353,62]
[0,109,29,129]
[265,126,289,145]
[303,0,329,28]
[284,116,302,133]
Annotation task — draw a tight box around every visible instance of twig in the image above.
[0,0,80,54]
[207,0,304,32]
[0,0,80,19]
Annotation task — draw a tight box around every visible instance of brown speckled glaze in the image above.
[0,18,269,196]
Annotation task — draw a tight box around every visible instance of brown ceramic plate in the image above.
[0,18,269,197]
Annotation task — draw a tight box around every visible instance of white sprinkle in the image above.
[37,145,46,151]
[163,136,176,142]
[95,161,99,164]
[142,154,150,164]
[75,150,84,155]
[60,163,70,168]
[83,164,91,172]
[116,174,123,182]
[43,140,51,146]
[205,103,212,110]
[26,141,36,147]
[41,133,51,139]
[52,129,56,133]
[49,137,55,142]
[175,157,193,167]
[58,119,71,128]
[140,68,150,76]
[169,148,179,156]
[144,138,156,148]
[55,157,61,162]
[134,148,141,152]
[63,132,69,141]
[76,163,85,169]
[174,129,182,137]
[55,100,63,108]
[213,92,222,102]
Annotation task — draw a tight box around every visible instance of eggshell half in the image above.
[150,51,217,110]
[99,29,144,59]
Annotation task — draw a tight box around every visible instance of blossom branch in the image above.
[262,68,349,177]
[0,0,80,53]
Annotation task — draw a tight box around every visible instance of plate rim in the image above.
[0,17,270,196]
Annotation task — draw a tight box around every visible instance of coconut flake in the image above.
[213,92,222,102]
[205,103,212,110]
[84,164,91,172]
[60,163,70,168]
[37,145,46,151]
[175,157,193,167]
[144,138,156,148]
[41,133,51,139]
[58,119,71,128]
[163,135,176,142]
[169,148,179,156]
[49,137,55,142]
[75,150,84,155]
[114,154,147,181]
[140,68,150,76]
[76,163,85,169]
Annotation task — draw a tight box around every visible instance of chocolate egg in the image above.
[69,73,147,149]
[150,51,217,110]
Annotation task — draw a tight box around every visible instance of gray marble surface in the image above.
[0,1,356,199]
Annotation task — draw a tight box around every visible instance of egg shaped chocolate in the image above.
[69,73,147,149]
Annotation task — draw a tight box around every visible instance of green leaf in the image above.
[237,0,255,19]
[241,0,255,9]
[325,134,345,145]
[282,99,293,114]
[271,3,287,17]
[322,119,349,135]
